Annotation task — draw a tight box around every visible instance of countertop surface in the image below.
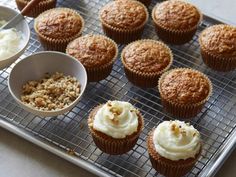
[0,0,236,177]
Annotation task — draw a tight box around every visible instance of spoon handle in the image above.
[21,0,42,16]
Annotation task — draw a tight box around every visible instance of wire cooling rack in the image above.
[0,0,236,177]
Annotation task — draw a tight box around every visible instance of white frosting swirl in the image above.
[153,120,201,161]
[93,101,139,139]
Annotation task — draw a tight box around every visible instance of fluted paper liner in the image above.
[147,130,201,177]
[199,37,236,72]
[158,68,213,118]
[66,35,118,82]
[16,0,57,18]
[34,8,84,52]
[152,3,203,45]
[88,105,144,155]
[121,39,173,88]
[99,1,149,44]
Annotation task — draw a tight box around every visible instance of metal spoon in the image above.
[0,0,41,30]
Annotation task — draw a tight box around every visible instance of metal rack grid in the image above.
[0,0,236,176]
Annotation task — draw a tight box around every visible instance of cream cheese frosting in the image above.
[93,100,139,139]
[153,120,201,161]
[0,20,22,60]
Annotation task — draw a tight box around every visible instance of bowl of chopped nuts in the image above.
[8,51,87,117]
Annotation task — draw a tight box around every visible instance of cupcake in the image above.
[158,68,212,118]
[99,0,149,44]
[15,0,57,18]
[34,8,84,52]
[88,100,144,155]
[152,0,202,45]
[121,39,173,88]
[147,120,202,177]
[66,34,118,82]
[199,24,236,72]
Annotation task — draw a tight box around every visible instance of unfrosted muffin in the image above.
[152,0,202,44]
[34,8,84,52]
[15,0,57,18]
[100,0,148,43]
[88,100,144,155]
[121,39,173,87]
[147,120,202,177]
[199,24,236,72]
[66,34,118,82]
[158,68,212,118]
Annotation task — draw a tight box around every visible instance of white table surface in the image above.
[0,0,236,177]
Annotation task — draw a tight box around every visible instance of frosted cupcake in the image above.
[88,100,144,155]
[147,120,202,177]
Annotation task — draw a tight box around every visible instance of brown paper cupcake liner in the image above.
[147,130,201,177]
[16,0,57,18]
[34,8,84,52]
[121,39,173,88]
[99,1,149,44]
[66,35,118,82]
[152,4,203,45]
[88,105,144,155]
[200,44,236,72]
[158,68,213,118]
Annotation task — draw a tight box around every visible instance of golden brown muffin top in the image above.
[160,69,210,104]
[100,0,148,29]
[153,0,201,30]
[35,8,83,39]
[200,24,236,58]
[66,34,117,68]
[122,40,172,73]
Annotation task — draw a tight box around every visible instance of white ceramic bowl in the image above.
[0,6,30,69]
[8,51,87,117]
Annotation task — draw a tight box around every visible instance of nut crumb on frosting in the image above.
[21,72,81,111]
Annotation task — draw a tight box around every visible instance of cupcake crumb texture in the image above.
[154,0,201,30]
[123,40,171,73]
[160,69,210,104]
[67,34,116,68]
[100,0,147,29]
[36,8,83,39]
[200,24,236,57]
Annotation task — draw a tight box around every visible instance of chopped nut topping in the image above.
[107,101,112,107]
[67,149,76,156]
[181,130,187,136]
[111,118,119,125]
[110,107,122,116]
[21,72,81,111]
[171,123,180,135]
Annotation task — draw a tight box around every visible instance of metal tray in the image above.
[0,0,235,176]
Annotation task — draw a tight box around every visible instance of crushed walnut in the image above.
[21,72,81,111]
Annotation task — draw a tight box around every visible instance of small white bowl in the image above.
[0,5,30,69]
[8,51,87,117]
